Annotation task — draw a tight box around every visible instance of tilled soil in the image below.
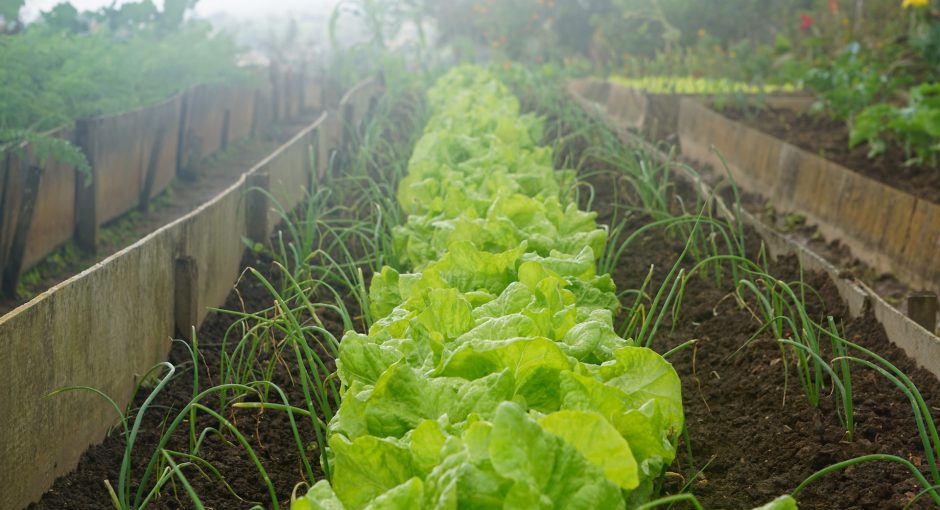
[28,250,356,510]
[27,90,940,510]
[661,253,939,510]
[579,146,940,509]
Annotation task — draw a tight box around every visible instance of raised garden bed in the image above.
[27,249,347,509]
[568,78,940,325]
[678,98,940,307]
[566,78,812,142]
[719,105,940,206]
[555,115,940,509]
[0,67,330,314]
[25,77,409,510]
[0,76,383,510]
[17,67,940,510]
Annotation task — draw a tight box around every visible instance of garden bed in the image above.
[23,80,406,510]
[0,74,384,510]
[73,213,934,509]
[24,71,940,510]
[28,250,349,509]
[675,98,940,307]
[567,79,940,308]
[553,100,940,508]
[720,105,940,206]
[605,213,936,509]
[0,113,321,317]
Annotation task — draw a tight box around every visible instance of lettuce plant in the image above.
[293,66,684,509]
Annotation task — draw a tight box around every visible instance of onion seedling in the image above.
[792,454,940,506]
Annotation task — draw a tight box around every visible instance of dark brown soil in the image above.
[684,150,918,315]
[662,254,939,510]
[28,249,355,510]
[721,106,940,205]
[0,113,322,317]
[26,86,940,510]
[571,123,940,508]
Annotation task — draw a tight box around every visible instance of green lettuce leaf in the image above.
[329,435,420,509]
[538,409,639,490]
[594,347,684,437]
[292,480,345,510]
[488,402,624,509]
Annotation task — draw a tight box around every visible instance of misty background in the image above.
[20,0,350,62]
[23,0,339,20]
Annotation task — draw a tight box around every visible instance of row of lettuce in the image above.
[293,66,684,508]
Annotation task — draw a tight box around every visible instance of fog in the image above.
[22,0,339,21]
[21,0,348,59]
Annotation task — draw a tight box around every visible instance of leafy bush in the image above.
[850,82,940,165]
[0,0,23,22]
[0,3,247,175]
[0,22,245,133]
[802,42,912,120]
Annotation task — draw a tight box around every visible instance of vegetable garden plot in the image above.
[675,98,940,309]
[567,77,940,329]
[27,250,350,510]
[523,70,940,509]
[573,170,940,510]
[25,64,940,510]
[27,77,418,510]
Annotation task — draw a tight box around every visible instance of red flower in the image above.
[799,13,815,31]
[828,0,838,13]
